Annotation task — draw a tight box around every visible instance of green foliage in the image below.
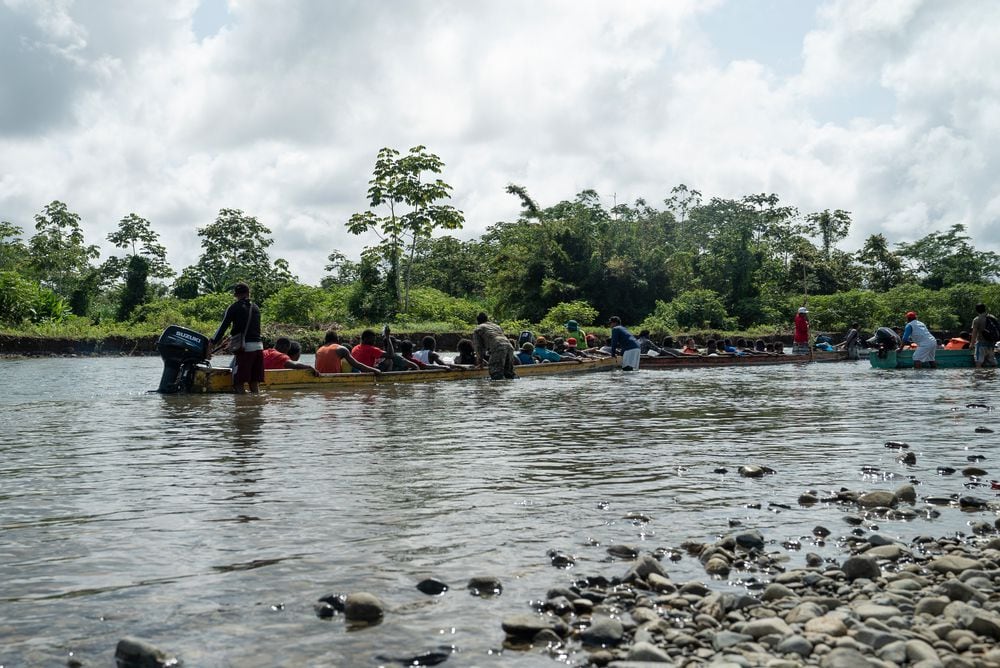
[896,224,1000,289]
[26,201,100,300]
[0,271,70,325]
[638,300,678,333]
[538,300,600,333]
[0,221,27,272]
[105,213,174,282]
[403,287,484,326]
[347,146,465,313]
[191,208,295,300]
[665,289,732,329]
[803,291,888,332]
[263,283,352,326]
[117,255,150,321]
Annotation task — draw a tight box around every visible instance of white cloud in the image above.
[0,0,998,286]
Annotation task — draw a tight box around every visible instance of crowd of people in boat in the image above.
[210,283,998,391]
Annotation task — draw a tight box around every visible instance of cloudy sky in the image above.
[1,0,998,284]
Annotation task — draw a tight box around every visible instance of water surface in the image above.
[1,357,998,666]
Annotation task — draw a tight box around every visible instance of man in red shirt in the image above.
[352,328,392,370]
[793,306,810,355]
[262,337,318,374]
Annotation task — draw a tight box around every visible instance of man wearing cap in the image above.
[608,316,641,370]
[211,282,264,393]
[565,320,588,347]
[793,306,810,355]
[901,311,937,369]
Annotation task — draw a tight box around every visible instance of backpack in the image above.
[983,314,1000,344]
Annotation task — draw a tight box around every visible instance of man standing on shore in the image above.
[608,316,641,370]
[970,303,998,368]
[472,312,516,379]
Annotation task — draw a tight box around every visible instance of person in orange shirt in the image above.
[944,331,971,350]
[315,331,381,375]
[263,337,318,373]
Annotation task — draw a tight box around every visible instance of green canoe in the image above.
[869,348,975,369]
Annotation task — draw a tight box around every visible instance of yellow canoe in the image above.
[190,356,618,393]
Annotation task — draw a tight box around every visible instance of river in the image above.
[0,357,997,666]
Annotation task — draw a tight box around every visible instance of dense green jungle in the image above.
[2,147,999,351]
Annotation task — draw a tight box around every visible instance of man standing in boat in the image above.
[607,316,641,370]
[792,306,810,355]
[472,312,517,379]
[211,282,264,393]
[901,311,937,369]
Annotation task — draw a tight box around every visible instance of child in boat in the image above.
[452,339,477,366]
[515,342,536,365]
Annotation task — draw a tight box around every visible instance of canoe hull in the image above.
[641,350,848,369]
[189,356,618,393]
[869,349,975,369]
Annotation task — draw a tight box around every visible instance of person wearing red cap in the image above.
[901,311,937,369]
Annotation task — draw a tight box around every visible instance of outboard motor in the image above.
[517,330,534,348]
[156,325,210,393]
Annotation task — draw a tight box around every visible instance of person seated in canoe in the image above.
[814,335,836,352]
[681,338,700,355]
[774,341,785,354]
[515,342,537,365]
[263,337,318,374]
[398,340,430,369]
[944,331,971,350]
[636,330,665,356]
[720,338,738,354]
[411,336,462,369]
[705,339,719,356]
[452,339,477,366]
[563,337,586,357]
[533,337,566,362]
[764,342,775,352]
[659,336,686,357]
[551,336,568,354]
[316,330,381,375]
[383,335,421,371]
[350,328,392,371]
[288,340,303,361]
[753,339,766,353]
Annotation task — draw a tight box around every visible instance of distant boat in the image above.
[869,348,974,369]
[641,350,847,369]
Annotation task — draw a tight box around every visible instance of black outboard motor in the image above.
[156,325,210,393]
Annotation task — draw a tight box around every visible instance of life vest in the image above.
[944,337,970,350]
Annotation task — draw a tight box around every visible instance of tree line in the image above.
[2,145,999,337]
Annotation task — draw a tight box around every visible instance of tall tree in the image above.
[105,213,174,280]
[895,224,1000,289]
[347,146,465,314]
[857,233,907,292]
[0,221,27,272]
[191,208,295,299]
[804,209,851,259]
[26,201,100,312]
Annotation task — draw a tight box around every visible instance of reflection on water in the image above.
[1,357,998,665]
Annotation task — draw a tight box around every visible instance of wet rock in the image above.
[975,427,994,433]
[623,553,669,581]
[416,578,449,595]
[885,441,910,449]
[841,555,881,582]
[713,467,728,474]
[344,592,384,623]
[806,553,824,567]
[704,557,730,576]
[929,555,983,574]
[627,641,673,662]
[762,583,798,601]
[924,496,953,506]
[799,492,819,505]
[963,467,988,477]
[467,576,503,597]
[376,651,450,666]
[960,496,989,509]
[314,602,337,619]
[858,491,897,508]
[843,515,864,526]
[813,525,832,538]
[898,452,917,465]
[114,638,177,668]
[624,511,652,523]
[776,634,813,657]
[937,467,957,475]
[580,615,625,646]
[548,550,576,568]
[317,593,347,612]
[894,484,917,504]
[739,464,775,478]
[735,530,765,551]
[501,613,568,639]
[865,544,906,560]
[607,544,640,560]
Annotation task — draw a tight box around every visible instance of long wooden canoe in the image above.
[869,348,975,369]
[189,356,618,393]
[640,350,848,369]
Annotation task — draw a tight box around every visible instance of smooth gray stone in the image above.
[894,484,917,504]
[941,579,986,603]
[114,637,177,668]
[905,638,939,663]
[467,576,503,596]
[608,662,679,668]
[785,601,825,623]
[853,602,901,621]
[858,491,897,508]
[744,617,792,638]
[625,553,669,581]
[713,630,753,650]
[804,614,848,636]
[775,634,812,657]
[627,641,673,662]
[581,616,626,646]
[916,597,950,616]
[821,647,878,667]
[735,530,765,551]
[929,556,983,574]
[876,640,907,664]
[344,592,384,622]
[866,545,906,560]
[762,583,798,601]
[853,626,899,649]
[842,556,881,582]
[501,613,568,638]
